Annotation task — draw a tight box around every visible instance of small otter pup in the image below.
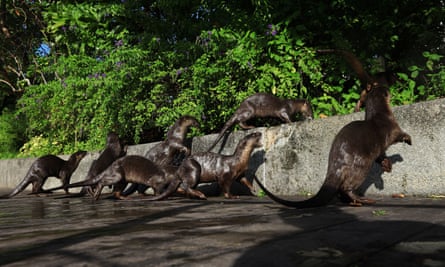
[207,93,312,152]
[180,132,262,199]
[1,150,87,198]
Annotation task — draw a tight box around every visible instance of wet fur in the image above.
[207,93,312,152]
[46,132,126,195]
[81,132,127,195]
[63,155,181,201]
[123,115,199,196]
[180,132,262,199]
[255,51,412,208]
[1,151,87,198]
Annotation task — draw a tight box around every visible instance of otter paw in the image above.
[224,194,240,199]
[359,198,376,204]
[114,192,131,200]
[349,200,363,207]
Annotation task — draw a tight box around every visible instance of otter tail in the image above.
[44,175,100,193]
[46,164,110,193]
[207,115,238,152]
[254,176,339,209]
[317,49,372,85]
[0,178,31,198]
[67,177,101,188]
[141,178,181,201]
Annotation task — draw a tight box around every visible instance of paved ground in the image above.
[0,189,444,267]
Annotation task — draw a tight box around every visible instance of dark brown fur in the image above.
[255,51,412,208]
[207,93,312,152]
[1,151,87,198]
[123,115,199,196]
[146,115,199,165]
[180,132,262,199]
[63,155,181,201]
[46,132,126,194]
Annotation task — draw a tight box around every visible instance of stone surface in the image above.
[0,98,444,197]
[0,191,443,267]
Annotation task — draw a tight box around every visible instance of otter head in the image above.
[69,150,87,163]
[300,100,313,120]
[106,132,120,145]
[363,84,392,120]
[182,115,200,128]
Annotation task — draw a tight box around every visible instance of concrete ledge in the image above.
[1,98,444,196]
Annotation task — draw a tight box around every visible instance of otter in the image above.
[179,132,262,199]
[318,49,400,172]
[61,155,182,201]
[46,132,126,195]
[0,150,87,198]
[146,115,199,165]
[255,50,412,208]
[207,93,312,152]
[123,115,199,196]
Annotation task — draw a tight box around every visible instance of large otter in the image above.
[0,150,87,198]
[255,50,412,208]
[123,115,199,196]
[207,93,312,152]
[61,155,181,201]
[47,132,126,195]
[180,132,262,199]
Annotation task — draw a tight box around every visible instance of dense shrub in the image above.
[0,1,443,157]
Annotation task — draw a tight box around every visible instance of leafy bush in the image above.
[3,1,444,157]
[18,47,159,154]
[173,25,333,132]
[0,109,25,158]
[391,52,445,106]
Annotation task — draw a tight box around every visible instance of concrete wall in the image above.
[1,98,444,196]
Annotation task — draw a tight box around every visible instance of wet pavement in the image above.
[0,189,444,267]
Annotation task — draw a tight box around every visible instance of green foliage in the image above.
[0,109,25,158]
[257,190,266,198]
[18,46,162,155]
[18,135,55,158]
[0,1,443,157]
[372,209,388,216]
[0,1,45,94]
[174,25,331,132]
[43,2,127,55]
[391,52,445,106]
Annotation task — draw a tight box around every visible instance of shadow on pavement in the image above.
[0,199,206,266]
[233,199,445,267]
